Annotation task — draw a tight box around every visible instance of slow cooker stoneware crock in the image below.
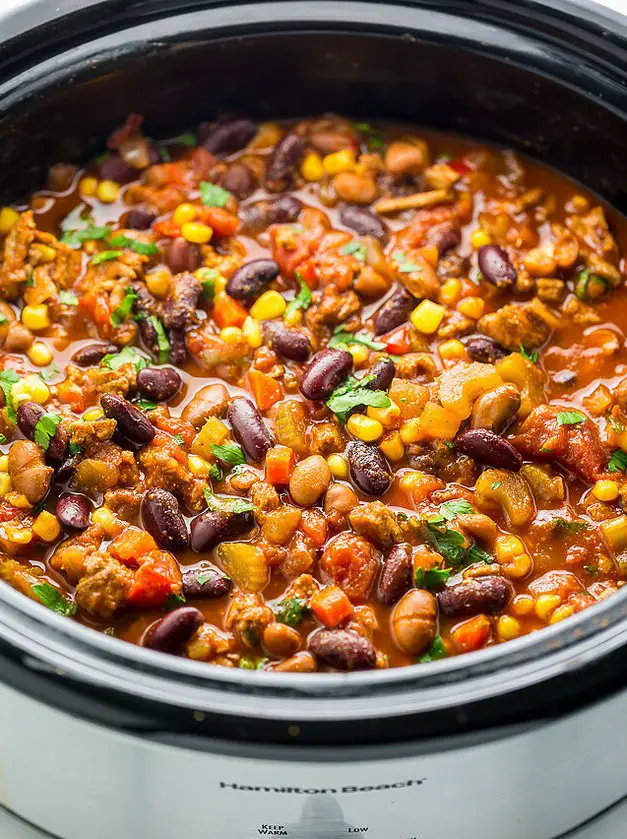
[2,1,627,837]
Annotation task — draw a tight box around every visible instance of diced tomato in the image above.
[248,369,283,412]
[451,615,491,653]
[198,206,240,238]
[320,532,379,601]
[300,509,328,547]
[448,157,472,174]
[311,585,354,627]
[383,324,411,354]
[265,445,295,485]
[149,430,188,465]
[127,550,183,608]
[213,292,247,329]
[153,219,181,239]
[188,147,218,181]
[56,379,86,413]
[109,527,158,568]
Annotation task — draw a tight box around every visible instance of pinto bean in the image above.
[347,441,392,495]
[182,383,229,427]
[136,367,182,402]
[324,483,359,530]
[263,321,311,362]
[273,651,318,672]
[226,259,281,301]
[367,358,396,392]
[190,508,254,552]
[391,589,437,655]
[56,493,91,530]
[71,342,118,367]
[454,429,523,471]
[8,440,53,504]
[100,393,156,444]
[478,244,517,289]
[340,204,388,242]
[200,119,257,154]
[438,576,513,619]
[263,622,302,658]
[289,455,332,506]
[266,133,304,191]
[373,286,414,335]
[4,322,33,352]
[308,629,376,670]
[227,397,274,461]
[333,172,378,205]
[142,607,205,654]
[141,488,189,550]
[165,237,202,274]
[300,348,353,401]
[463,335,509,364]
[471,384,521,433]
[385,140,428,177]
[377,544,413,605]
[221,162,254,199]
[182,566,233,598]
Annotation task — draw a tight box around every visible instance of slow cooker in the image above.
[2,1,627,837]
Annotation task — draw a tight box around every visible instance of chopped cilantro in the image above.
[134,398,157,411]
[58,290,78,306]
[0,315,8,326]
[39,363,60,382]
[91,250,122,265]
[32,583,77,617]
[33,412,62,452]
[492,481,502,491]
[392,250,421,274]
[174,131,197,146]
[328,326,384,351]
[149,316,171,364]
[208,463,224,481]
[197,267,221,302]
[210,443,246,466]
[553,518,589,535]
[68,441,83,456]
[274,596,310,627]
[165,592,186,610]
[419,636,448,663]
[173,433,185,446]
[326,374,391,422]
[101,345,148,373]
[439,499,475,521]
[283,272,313,320]
[608,449,627,473]
[556,410,586,426]
[159,146,172,162]
[584,565,598,575]
[352,122,386,151]
[0,369,20,423]
[108,234,158,256]
[0,435,6,444]
[422,520,493,568]
[60,224,110,247]
[467,544,494,564]
[341,240,367,261]
[519,344,539,364]
[203,489,255,515]
[415,566,452,591]
[110,286,138,327]
[199,181,231,207]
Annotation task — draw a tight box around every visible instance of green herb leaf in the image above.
[329,327,384,351]
[134,398,157,411]
[553,518,589,535]
[32,583,77,617]
[556,410,586,426]
[519,344,539,364]
[238,656,267,670]
[91,250,122,265]
[575,267,608,301]
[415,566,452,591]
[68,441,83,456]
[108,234,158,256]
[608,449,627,473]
[341,240,367,262]
[284,273,313,320]
[392,250,421,274]
[110,287,138,327]
[58,290,78,306]
[584,565,598,575]
[197,267,221,302]
[492,481,502,491]
[101,345,148,373]
[210,443,246,466]
[199,181,231,208]
[173,433,185,446]
[421,521,468,566]
[203,489,256,515]
[174,131,197,146]
[159,147,172,162]
[326,375,391,422]
[33,412,62,452]
[149,316,171,364]
[0,315,8,326]
[352,122,386,151]
[61,224,110,248]
[419,635,448,663]
[165,592,186,610]
[0,434,6,444]
[39,363,60,382]
[467,544,494,564]
[208,463,224,481]
[0,369,20,423]
[24,268,35,287]
[273,596,310,627]
[439,499,475,521]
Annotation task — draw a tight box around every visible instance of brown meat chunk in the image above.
[225,592,274,648]
[0,211,35,293]
[138,441,206,511]
[278,532,316,578]
[308,421,344,456]
[65,363,137,399]
[103,488,143,523]
[478,300,553,350]
[394,352,437,380]
[85,441,139,487]
[67,417,117,448]
[162,272,201,329]
[249,480,280,516]
[281,573,319,604]
[75,552,133,618]
[407,441,477,484]
[185,624,239,665]
[305,285,360,338]
[348,501,402,549]
[49,525,104,583]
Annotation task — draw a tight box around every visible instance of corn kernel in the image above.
[250,290,286,321]
[367,400,401,427]
[601,515,627,551]
[439,278,462,306]
[242,316,263,349]
[32,511,61,542]
[0,456,8,473]
[27,342,53,367]
[5,524,32,545]
[283,307,303,327]
[181,221,213,244]
[96,179,120,203]
[497,615,521,641]
[0,473,11,497]
[505,553,532,579]
[495,535,525,562]
[173,203,198,226]
[457,296,485,319]
[512,595,534,616]
[470,229,492,249]
[410,300,445,334]
[146,270,171,299]
[91,507,123,538]
[549,603,575,624]
[301,152,325,182]
[22,304,50,331]
[399,418,421,444]
[379,431,405,461]
[535,594,562,622]
[322,149,357,175]
[438,339,467,361]
[327,453,349,479]
[347,413,384,442]
[31,244,56,264]
[592,479,619,502]
[187,454,212,477]
[0,207,20,234]
[348,344,369,366]
[78,176,98,197]
[219,326,243,344]
[23,374,50,404]
[83,407,104,421]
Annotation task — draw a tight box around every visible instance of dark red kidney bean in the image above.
[101,393,156,444]
[227,397,274,461]
[454,428,523,471]
[377,544,412,605]
[478,244,517,289]
[71,342,118,367]
[300,348,353,401]
[46,423,69,463]
[55,455,80,483]
[266,134,304,191]
[98,152,137,183]
[226,259,281,301]
[190,508,254,552]
[182,566,233,598]
[373,286,414,336]
[367,358,396,392]
[141,488,189,550]
[165,237,202,274]
[425,222,461,255]
[339,205,388,242]
[142,607,205,654]
[56,493,90,530]
[136,367,182,402]
[17,401,44,439]
[200,119,256,155]
[347,441,392,496]
[269,196,302,223]
[308,629,376,671]
[263,321,311,362]
[221,163,254,199]
[167,327,188,366]
[438,576,513,619]
[239,196,302,234]
[125,205,157,230]
[463,335,508,364]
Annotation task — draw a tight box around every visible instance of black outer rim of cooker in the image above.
[1,0,627,747]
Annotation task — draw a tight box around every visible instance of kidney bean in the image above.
[367,358,396,392]
[240,196,302,233]
[308,629,376,671]
[142,607,205,654]
[101,393,156,444]
[125,205,157,230]
[300,348,353,401]
[46,423,69,463]
[263,321,311,362]
[221,162,254,199]
[478,244,517,289]
[168,327,188,366]
[71,342,118,367]
[200,119,257,155]
[17,401,68,461]
[391,590,437,655]
[463,335,509,364]
[226,258,281,301]
[438,576,513,619]
[190,508,254,552]
[55,455,80,483]
[425,222,461,255]
[141,488,189,550]
[347,441,392,495]
[56,493,91,530]
[182,566,233,598]
[98,152,137,183]
[269,196,302,223]
[454,428,522,471]
[266,133,304,191]
[373,286,414,335]
[227,397,274,461]
[377,544,413,605]
[136,367,182,402]
[340,204,388,242]
[165,237,202,274]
